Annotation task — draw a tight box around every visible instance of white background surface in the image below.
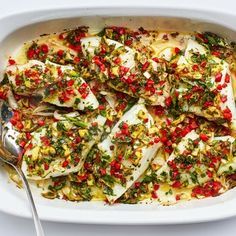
[0,212,236,236]
[1,0,236,235]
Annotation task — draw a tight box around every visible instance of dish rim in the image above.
[1,5,236,225]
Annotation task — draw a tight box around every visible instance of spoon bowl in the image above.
[0,99,45,236]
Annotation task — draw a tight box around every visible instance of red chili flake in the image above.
[171,63,177,69]
[134,182,141,188]
[203,101,214,108]
[26,143,33,150]
[16,121,24,130]
[172,170,179,179]
[207,170,213,178]
[0,90,7,100]
[121,128,129,136]
[149,141,154,145]
[75,137,81,143]
[62,160,69,168]
[78,174,88,181]
[66,80,74,87]
[15,78,23,86]
[124,39,133,46]
[130,85,137,93]
[166,118,172,126]
[151,191,158,199]
[153,183,160,191]
[222,83,227,88]
[160,136,168,143]
[105,119,113,127]
[121,122,128,130]
[10,117,17,126]
[27,49,35,59]
[220,96,227,103]
[192,64,199,71]
[212,51,221,57]
[200,60,207,68]
[26,132,32,140]
[114,162,121,170]
[142,61,150,71]
[119,66,129,76]
[93,56,103,66]
[199,133,209,142]
[165,96,172,107]
[69,44,82,52]
[175,194,181,201]
[189,119,198,129]
[117,154,123,161]
[73,56,81,64]
[196,33,208,42]
[113,57,121,65]
[44,163,49,170]
[100,168,106,176]
[19,140,26,148]
[57,50,64,57]
[40,136,50,146]
[168,160,177,169]
[92,122,98,128]
[38,119,45,126]
[174,47,181,54]
[154,105,165,116]
[40,44,49,54]
[98,105,105,110]
[58,33,64,40]
[215,72,222,82]
[146,79,154,86]
[172,181,181,188]
[116,102,127,112]
[223,107,232,121]
[84,162,92,170]
[152,57,160,63]
[192,181,222,197]
[78,83,89,98]
[225,73,230,83]
[8,59,16,65]
[217,84,222,90]
[60,92,70,102]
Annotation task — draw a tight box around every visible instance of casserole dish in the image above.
[1,5,236,224]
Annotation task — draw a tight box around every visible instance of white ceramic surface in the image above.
[1,3,236,224]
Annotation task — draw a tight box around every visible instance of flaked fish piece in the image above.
[173,39,236,130]
[81,36,171,106]
[96,101,161,203]
[6,60,99,110]
[155,130,234,195]
[21,114,106,180]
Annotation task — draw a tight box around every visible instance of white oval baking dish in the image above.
[1,6,236,224]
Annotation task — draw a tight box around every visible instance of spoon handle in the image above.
[15,167,45,236]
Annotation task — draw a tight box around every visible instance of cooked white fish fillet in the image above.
[81,36,136,69]
[98,101,161,203]
[156,130,235,188]
[81,36,170,106]
[6,60,47,95]
[6,60,99,110]
[177,39,236,130]
[21,115,106,180]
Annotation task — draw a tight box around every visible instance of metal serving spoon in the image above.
[0,100,45,236]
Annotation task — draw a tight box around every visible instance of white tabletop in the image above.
[0,211,236,236]
[1,0,236,235]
